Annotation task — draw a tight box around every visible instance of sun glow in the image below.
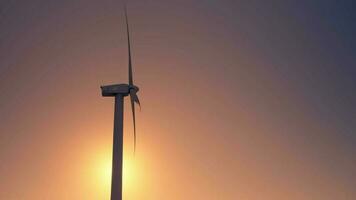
[89,148,112,196]
[83,132,151,199]
[98,157,112,188]
[91,148,141,197]
[123,156,140,194]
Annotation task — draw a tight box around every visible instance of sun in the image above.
[123,156,139,192]
[92,150,140,194]
[90,150,112,193]
[98,157,112,187]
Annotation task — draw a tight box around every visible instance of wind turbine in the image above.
[100,4,140,200]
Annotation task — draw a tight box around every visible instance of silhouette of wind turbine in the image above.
[100,3,140,200]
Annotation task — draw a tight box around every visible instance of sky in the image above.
[0,0,355,199]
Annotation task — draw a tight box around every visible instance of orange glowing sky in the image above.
[0,0,355,199]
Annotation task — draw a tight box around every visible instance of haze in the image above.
[0,0,355,199]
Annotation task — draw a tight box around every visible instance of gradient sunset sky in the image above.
[0,0,355,199]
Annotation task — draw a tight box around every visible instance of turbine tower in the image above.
[101,4,140,200]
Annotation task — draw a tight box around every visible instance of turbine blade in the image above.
[124,3,133,86]
[130,90,141,154]
[130,91,137,154]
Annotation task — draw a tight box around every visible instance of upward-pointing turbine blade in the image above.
[125,2,141,154]
[124,3,133,86]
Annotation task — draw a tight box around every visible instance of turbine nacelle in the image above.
[101,84,140,97]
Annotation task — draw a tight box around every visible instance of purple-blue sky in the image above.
[0,0,355,199]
